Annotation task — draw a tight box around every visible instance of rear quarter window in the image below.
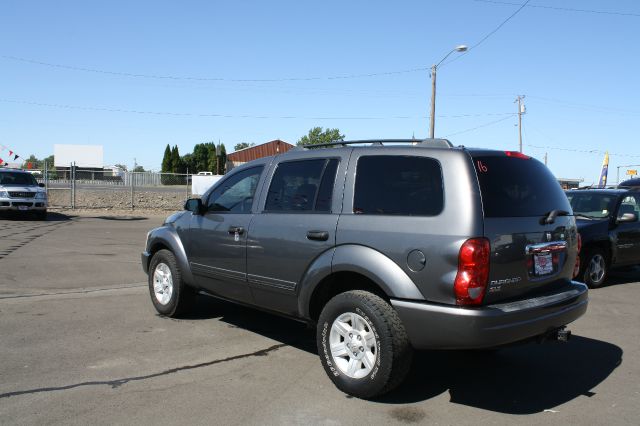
[354,155,443,216]
[473,154,571,217]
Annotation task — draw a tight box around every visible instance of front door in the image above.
[615,194,640,265]
[188,166,264,303]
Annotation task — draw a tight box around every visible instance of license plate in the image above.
[18,206,29,211]
[534,252,553,275]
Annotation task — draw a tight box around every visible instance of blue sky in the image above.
[1,0,638,183]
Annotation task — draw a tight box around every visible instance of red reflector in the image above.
[505,151,530,159]
[577,233,582,253]
[454,238,490,306]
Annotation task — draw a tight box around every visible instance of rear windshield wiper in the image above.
[542,209,570,225]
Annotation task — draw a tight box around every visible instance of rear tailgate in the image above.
[471,151,579,304]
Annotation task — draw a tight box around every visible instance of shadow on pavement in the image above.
[180,293,622,413]
[376,336,622,413]
[0,211,74,221]
[600,266,640,289]
[88,216,149,221]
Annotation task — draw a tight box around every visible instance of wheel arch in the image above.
[298,244,425,321]
[146,227,195,286]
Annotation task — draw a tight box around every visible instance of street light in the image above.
[429,44,467,138]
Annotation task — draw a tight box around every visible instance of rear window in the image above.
[473,154,571,217]
[354,156,443,216]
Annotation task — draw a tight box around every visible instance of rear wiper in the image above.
[542,209,570,225]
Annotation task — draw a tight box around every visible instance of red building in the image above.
[227,139,294,170]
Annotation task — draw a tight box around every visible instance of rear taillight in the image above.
[573,233,582,278]
[454,238,490,306]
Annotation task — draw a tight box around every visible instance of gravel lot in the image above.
[48,187,190,211]
[0,213,638,425]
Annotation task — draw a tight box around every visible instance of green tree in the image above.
[171,145,184,173]
[297,127,345,146]
[206,143,217,173]
[218,143,227,174]
[114,163,128,171]
[133,165,145,172]
[161,144,172,172]
[23,154,41,169]
[181,153,195,173]
[234,142,254,151]
[192,143,211,172]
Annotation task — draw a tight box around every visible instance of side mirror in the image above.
[184,198,203,215]
[38,183,45,188]
[617,212,638,223]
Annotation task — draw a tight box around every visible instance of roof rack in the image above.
[299,138,454,150]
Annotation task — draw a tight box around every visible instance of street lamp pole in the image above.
[429,45,467,139]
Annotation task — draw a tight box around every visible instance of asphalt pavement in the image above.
[0,212,638,425]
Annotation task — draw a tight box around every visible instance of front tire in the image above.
[581,248,608,288]
[148,249,196,317]
[317,290,413,399]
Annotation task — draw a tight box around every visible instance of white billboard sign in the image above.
[54,144,104,168]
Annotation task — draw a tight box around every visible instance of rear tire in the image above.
[148,249,196,317]
[581,247,608,288]
[317,290,413,399]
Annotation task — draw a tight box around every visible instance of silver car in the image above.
[0,169,48,220]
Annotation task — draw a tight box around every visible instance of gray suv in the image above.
[142,139,588,398]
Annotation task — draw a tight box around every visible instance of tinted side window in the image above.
[473,155,571,217]
[354,156,444,216]
[265,159,338,212]
[315,159,339,212]
[206,166,263,213]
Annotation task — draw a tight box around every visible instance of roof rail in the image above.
[299,138,453,150]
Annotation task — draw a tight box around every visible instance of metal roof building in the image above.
[227,139,294,170]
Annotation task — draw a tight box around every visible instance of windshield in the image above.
[0,172,38,186]
[566,192,617,219]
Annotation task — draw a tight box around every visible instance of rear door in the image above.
[246,151,348,315]
[471,152,579,303]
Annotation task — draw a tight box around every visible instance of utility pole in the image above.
[515,95,525,152]
[429,65,437,138]
[544,152,548,166]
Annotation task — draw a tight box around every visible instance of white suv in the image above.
[0,169,48,220]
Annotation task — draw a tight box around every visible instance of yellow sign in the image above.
[627,169,638,176]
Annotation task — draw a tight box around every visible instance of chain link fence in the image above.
[37,163,193,210]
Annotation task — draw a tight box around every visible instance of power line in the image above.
[0,54,429,82]
[443,115,513,137]
[525,144,640,159]
[0,98,516,120]
[474,0,640,18]
[442,0,531,67]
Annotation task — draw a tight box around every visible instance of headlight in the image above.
[0,190,7,198]
[35,192,47,199]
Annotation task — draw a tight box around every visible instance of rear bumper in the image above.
[392,282,588,350]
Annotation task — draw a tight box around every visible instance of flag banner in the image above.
[597,152,609,188]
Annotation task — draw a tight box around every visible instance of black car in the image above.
[566,188,640,287]
[619,178,640,189]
